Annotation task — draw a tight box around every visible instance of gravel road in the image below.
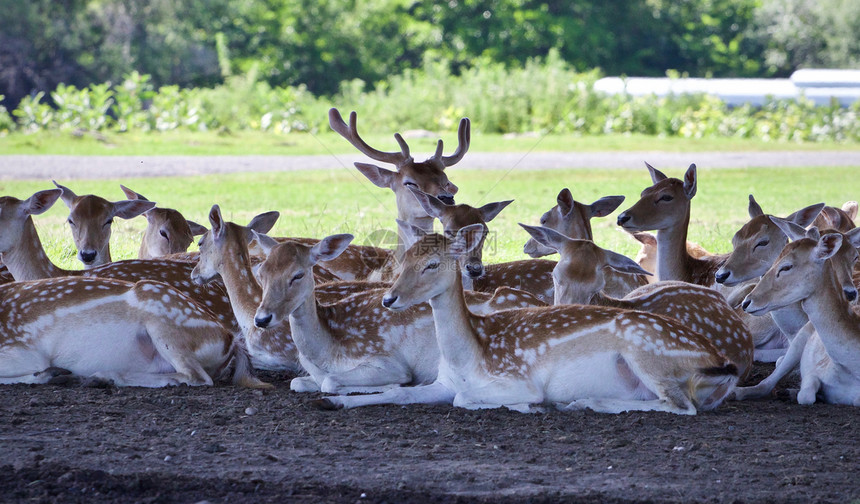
[1,150,859,179]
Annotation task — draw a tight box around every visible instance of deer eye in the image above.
[67,218,76,227]
[423,262,440,272]
[160,229,169,241]
[658,194,673,202]
[403,181,417,188]
[753,239,769,250]
[103,218,114,228]
[777,264,793,276]
[290,272,305,285]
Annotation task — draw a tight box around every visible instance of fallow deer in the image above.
[520,224,754,379]
[120,185,207,259]
[53,181,155,268]
[0,189,236,331]
[250,229,544,395]
[742,230,860,405]
[0,276,268,389]
[615,163,785,361]
[317,224,738,414]
[329,108,466,261]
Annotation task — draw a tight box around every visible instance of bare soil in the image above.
[1,364,858,504]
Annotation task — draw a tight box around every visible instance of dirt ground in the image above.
[1,364,858,504]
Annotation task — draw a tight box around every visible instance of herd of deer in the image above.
[1,107,859,415]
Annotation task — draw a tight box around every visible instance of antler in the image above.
[329,108,412,166]
[434,117,471,167]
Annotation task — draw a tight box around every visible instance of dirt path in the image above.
[2,150,860,180]
[1,365,858,504]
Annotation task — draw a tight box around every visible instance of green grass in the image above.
[5,165,859,271]
[2,130,860,156]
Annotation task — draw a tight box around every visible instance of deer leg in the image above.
[319,360,412,394]
[0,351,55,384]
[797,374,821,405]
[290,376,321,392]
[733,323,812,400]
[452,380,544,413]
[316,381,455,410]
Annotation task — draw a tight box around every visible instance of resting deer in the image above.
[0,276,267,389]
[734,221,860,400]
[0,189,236,330]
[329,108,466,261]
[521,187,648,297]
[190,206,401,372]
[742,230,860,406]
[120,185,207,259]
[520,224,754,379]
[53,181,156,268]
[317,224,738,414]
[615,163,785,361]
[250,228,544,395]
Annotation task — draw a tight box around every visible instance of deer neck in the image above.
[800,266,860,370]
[589,291,629,309]
[427,271,484,371]
[1,220,67,281]
[655,210,693,282]
[287,292,337,365]
[395,215,435,260]
[216,245,262,335]
[769,304,810,340]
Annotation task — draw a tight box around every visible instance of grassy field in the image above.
[3,130,860,156]
[4,164,859,271]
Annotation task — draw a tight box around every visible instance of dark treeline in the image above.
[1,0,858,111]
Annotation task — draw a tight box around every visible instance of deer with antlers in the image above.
[742,228,860,405]
[520,224,754,379]
[316,224,738,414]
[0,189,237,331]
[119,185,207,260]
[329,108,467,261]
[53,181,156,268]
[0,275,268,389]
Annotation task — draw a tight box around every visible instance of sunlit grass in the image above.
[5,165,859,271]
[1,130,859,156]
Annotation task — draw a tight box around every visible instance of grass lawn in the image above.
[4,164,859,271]
[2,130,860,156]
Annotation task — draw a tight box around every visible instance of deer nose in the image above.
[846,288,858,302]
[382,295,398,308]
[741,298,752,312]
[80,250,97,263]
[616,213,631,226]
[465,263,484,278]
[438,195,455,205]
[254,313,273,329]
[714,270,730,284]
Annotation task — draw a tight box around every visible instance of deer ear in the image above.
[449,223,485,257]
[478,200,513,223]
[208,205,226,239]
[409,187,448,219]
[52,180,77,208]
[806,226,821,242]
[22,189,62,217]
[604,248,653,276]
[120,185,148,201]
[248,211,280,234]
[645,162,667,183]
[112,200,157,219]
[842,201,858,221]
[844,226,860,249]
[589,195,625,218]
[771,216,807,241]
[310,234,354,264]
[355,162,396,189]
[187,220,208,236]
[786,203,824,228]
[250,231,279,257]
[556,188,574,216]
[812,233,843,263]
[748,194,764,218]
[683,164,697,200]
[518,223,569,254]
